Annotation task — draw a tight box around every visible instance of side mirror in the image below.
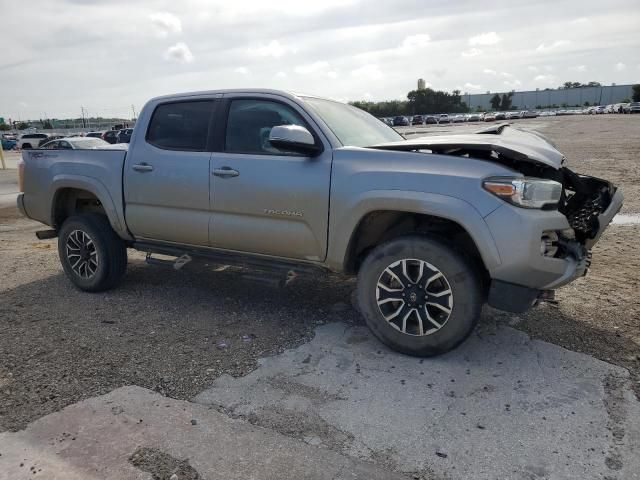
[269,125,321,156]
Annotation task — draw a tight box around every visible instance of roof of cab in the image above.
[147,88,336,104]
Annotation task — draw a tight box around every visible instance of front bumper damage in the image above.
[487,169,623,313]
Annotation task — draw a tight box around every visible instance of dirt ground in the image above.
[0,114,638,433]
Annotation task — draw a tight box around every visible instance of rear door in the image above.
[209,95,332,261]
[124,98,217,246]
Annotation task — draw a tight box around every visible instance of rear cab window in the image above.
[146,101,214,151]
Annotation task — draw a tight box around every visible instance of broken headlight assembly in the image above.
[483,177,563,209]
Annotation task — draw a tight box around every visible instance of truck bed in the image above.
[20,148,129,237]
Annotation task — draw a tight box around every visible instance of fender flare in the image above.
[49,174,131,240]
[326,190,502,272]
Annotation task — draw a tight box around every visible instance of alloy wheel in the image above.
[376,258,453,336]
[65,229,99,279]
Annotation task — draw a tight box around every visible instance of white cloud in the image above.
[464,82,482,91]
[570,17,589,24]
[570,65,587,72]
[461,48,482,57]
[468,32,501,46]
[294,61,330,75]
[234,66,249,74]
[163,42,193,63]
[615,62,626,71]
[400,33,431,49]
[275,71,287,78]
[483,68,497,75]
[503,79,522,89]
[351,64,383,80]
[327,71,339,79]
[150,12,182,38]
[536,40,570,53]
[527,66,539,72]
[534,74,556,84]
[247,40,295,58]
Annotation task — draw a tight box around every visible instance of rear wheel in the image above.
[58,214,127,292]
[356,235,483,356]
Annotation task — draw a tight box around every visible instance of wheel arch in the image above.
[328,191,502,276]
[49,175,130,239]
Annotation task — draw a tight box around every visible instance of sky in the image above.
[1,0,639,120]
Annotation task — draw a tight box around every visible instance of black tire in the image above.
[57,214,127,292]
[356,235,483,357]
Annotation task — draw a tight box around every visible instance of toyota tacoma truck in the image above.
[17,89,623,356]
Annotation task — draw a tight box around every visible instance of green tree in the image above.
[43,120,53,129]
[500,92,514,111]
[490,94,501,110]
[17,122,29,130]
[632,84,640,102]
[0,123,10,131]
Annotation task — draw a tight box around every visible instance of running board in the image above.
[135,241,327,277]
[36,229,58,240]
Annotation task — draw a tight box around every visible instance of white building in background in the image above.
[464,84,635,110]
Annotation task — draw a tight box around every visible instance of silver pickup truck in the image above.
[17,89,623,356]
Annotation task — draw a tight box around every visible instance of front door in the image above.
[209,96,332,262]
[124,99,216,246]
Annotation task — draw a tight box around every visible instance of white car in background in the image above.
[40,137,111,150]
[18,133,50,149]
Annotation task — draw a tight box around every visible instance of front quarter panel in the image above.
[326,148,515,271]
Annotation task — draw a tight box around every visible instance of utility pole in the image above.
[131,104,137,122]
[81,106,86,128]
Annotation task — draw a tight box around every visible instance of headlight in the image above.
[483,177,562,209]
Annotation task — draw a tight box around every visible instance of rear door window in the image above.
[146,101,214,151]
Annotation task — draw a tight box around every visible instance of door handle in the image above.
[212,167,239,178]
[132,163,154,172]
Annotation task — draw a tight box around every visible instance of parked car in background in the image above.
[467,113,481,122]
[494,112,506,120]
[393,116,409,126]
[86,131,105,138]
[452,114,465,123]
[629,102,640,114]
[424,115,439,124]
[483,113,496,122]
[2,134,18,150]
[592,106,606,114]
[438,114,450,124]
[40,137,110,150]
[38,135,63,147]
[102,130,120,144]
[18,133,49,149]
[411,115,424,125]
[117,128,134,143]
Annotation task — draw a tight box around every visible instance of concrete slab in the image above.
[0,385,408,480]
[195,323,640,480]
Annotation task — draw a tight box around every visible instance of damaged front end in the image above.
[371,124,624,303]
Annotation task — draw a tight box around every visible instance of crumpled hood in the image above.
[370,123,565,169]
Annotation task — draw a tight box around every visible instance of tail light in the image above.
[18,160,25,192]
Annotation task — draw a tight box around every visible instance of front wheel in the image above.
[58,214,127,292]
[356,236,483,356]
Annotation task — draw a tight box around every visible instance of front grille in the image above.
[564,193,605,238]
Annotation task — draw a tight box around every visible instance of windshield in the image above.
[69,138,109,149]
[302,97,403,147]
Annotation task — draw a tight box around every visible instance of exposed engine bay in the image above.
[371,124,619,253]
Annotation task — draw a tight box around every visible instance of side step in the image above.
[36,229,57,240]
[136,241,326,282]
